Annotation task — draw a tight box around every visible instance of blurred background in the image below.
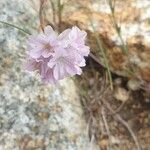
[0,0,150,149]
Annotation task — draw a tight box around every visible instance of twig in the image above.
[97,84,141,150]
[102,100,141,150]
[89,134,100,150]
[49,0,56,25]
[39,0,46,31]
[99,117,106,135]
[112,101,126,114]
[89,53,104,69]
[101,107,112,150]
[114,114,141,150]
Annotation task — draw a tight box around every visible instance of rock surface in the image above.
[66,0,150,81]
[0,0,89,149]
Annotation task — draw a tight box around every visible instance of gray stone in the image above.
[0,0,89,149]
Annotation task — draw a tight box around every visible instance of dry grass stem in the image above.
[106,0,128,54]
[101,107,112,150]
[102,99,141,150]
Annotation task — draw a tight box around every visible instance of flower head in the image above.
[28,26,58,59]
[25,25,90,84]
[25,56,56,84]
[48,47,82,80]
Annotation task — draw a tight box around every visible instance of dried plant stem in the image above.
[0,20,31,35]
[90,19,113,90]
[111,14,128,54]
[57,0,62,32]
[115,114,141,150]
[49,0,56,24]
[39,0,45,31]
[112,101,126,114]
[102,100,141,150]
[107,0,128,54]
[101,107,112,150]
[89,53,104,69]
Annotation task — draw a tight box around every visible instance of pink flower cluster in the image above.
[25,26,90,84]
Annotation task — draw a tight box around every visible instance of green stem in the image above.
[111,13,128,55]
[0,20,31,35]
[107,0,128,55]
[89,18,113,90]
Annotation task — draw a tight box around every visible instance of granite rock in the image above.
[0,0,89,149]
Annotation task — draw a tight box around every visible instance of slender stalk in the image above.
[107,0,128,54]
[49,0,56,24]
[89,53,104,69]
[0,20,31,35]
[39,0,45,31]
[57,0,62,32]
[111,12,128,54]
[89,18,113,90]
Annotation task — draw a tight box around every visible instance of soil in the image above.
[76,60,150,150]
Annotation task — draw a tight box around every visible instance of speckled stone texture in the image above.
[0,0,89,149]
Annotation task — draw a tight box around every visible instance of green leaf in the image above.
[0,20,31,35]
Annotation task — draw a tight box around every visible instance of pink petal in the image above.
[78,59,86,67]
[44,26,55,36]
[42,49,52,58]
[24,60,36,71]
[29,48,43,59]
[48,59,56,68]
[53,65,60,80]
[42,69,55,84]
[66,65,77,75]
[75,66,82,75]
[58,29,71,40]
[69,27,77,41]
[46,69,56,84]
[24,57,41,72]
[80,46,90,56]
[60,65,68,78]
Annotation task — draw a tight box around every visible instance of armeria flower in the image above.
[28,26,58,59]
[69,26,87,45]
[57,26,90,68]
[58,27,90,62]
[48,47,82,80]
[25,25,90,84]
[25,56,56,84]
[68,26,90,57]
